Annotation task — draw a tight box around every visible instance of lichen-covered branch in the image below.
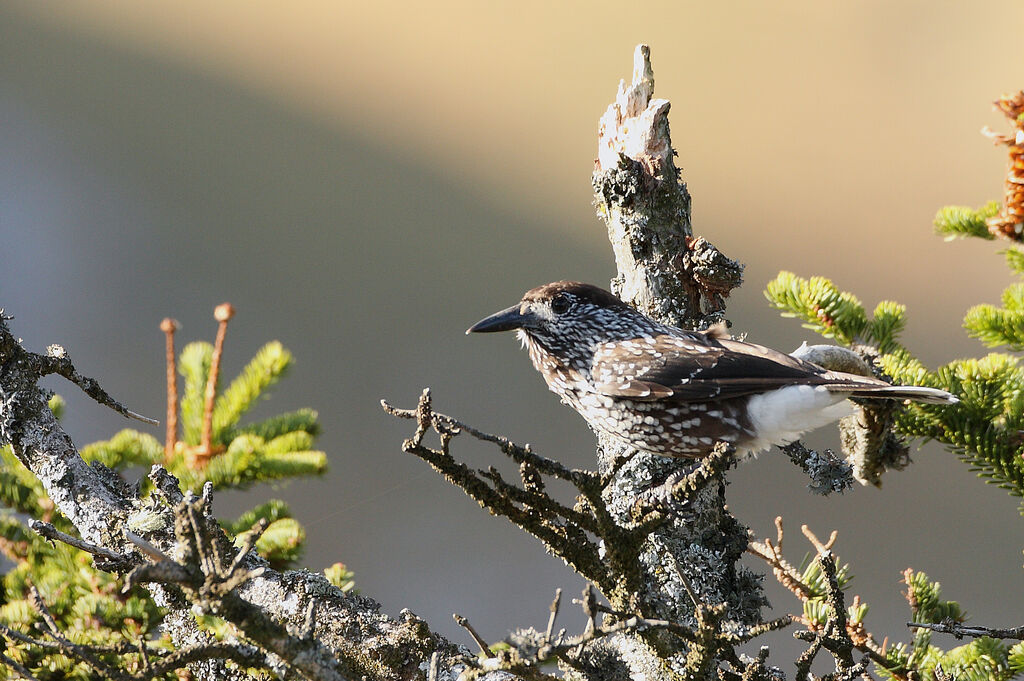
[787,342,908,488]
[0,315,137,550]
[779,442,856,496]
[382,389,611,589]
[381,384,799,679]
[123,494,348,681]
[382,389,749,606]
[453,584,792,681]
[0,313,489,681]
[18,584,269,681]
[594,46,743,329]
[381,45,791,679]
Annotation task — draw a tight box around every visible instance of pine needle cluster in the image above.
[765,259,1024,503]
[882,569,1024,681]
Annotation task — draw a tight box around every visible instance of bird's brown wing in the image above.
[592,333,833,402]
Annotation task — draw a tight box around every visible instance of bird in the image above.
[466,281,957,459]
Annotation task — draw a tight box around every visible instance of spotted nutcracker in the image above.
[467,281,957,459]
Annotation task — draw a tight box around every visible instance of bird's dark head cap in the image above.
[466,281,627,334]
[521,281,627,308]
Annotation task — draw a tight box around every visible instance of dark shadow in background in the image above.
[2,8,1021,666]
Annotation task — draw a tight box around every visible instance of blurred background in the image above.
[3,0,1024,667]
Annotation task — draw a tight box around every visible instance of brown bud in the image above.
[214,303,235,322]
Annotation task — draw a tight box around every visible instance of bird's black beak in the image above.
[466,304,532,334]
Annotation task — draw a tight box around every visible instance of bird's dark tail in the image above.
[838,384,958,405]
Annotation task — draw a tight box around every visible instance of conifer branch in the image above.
[749,521,894,676]
[456,583,789,681]
[0,313,470,681]
[6,587,271,681]
[982,91,1024,241]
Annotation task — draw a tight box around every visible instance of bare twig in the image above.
[747,517,814,600]
[30,586,126,680]
[815,551,858,669]
[427,651,440,681]
[454,614,492,657]
[0,613,268,681]
[479,466,598,533]
[227,518,269,577]
[383,389,611,589]
[794,628,823,680]
[587,598,792,647]
[28,519,128,565]
[0,652,40,681]
[737,647,772,681]
[124,530,172,563]
[381,390,583,483]
[801,525,838,554]
[545,589,562,641]
[780,441,856,495]
[579,584,598,635]
[124,495,349,681]
[301,598,319,640]
[751,522,890,677]
[142,641,267,678]
[908,619,1024,641]
[34,346,157,425]
[465,587,774,681]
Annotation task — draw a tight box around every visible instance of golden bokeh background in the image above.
[3,0,1023,664]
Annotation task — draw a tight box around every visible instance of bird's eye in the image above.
[550,294,571,315]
